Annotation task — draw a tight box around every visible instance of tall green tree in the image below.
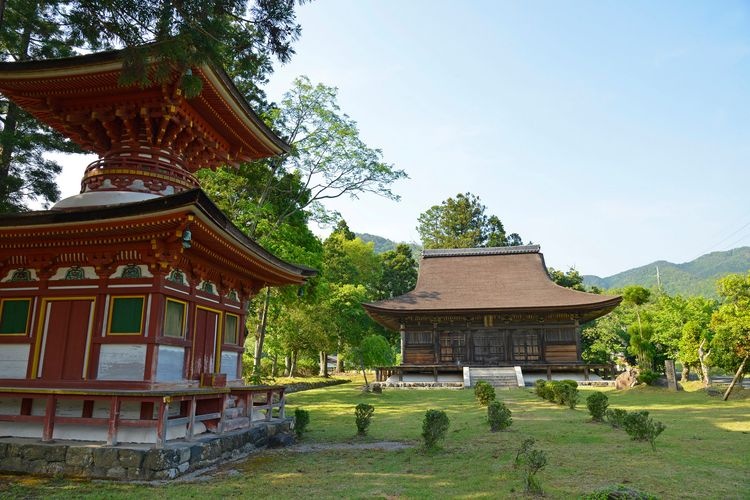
[710,273,750,398]
[416,192,522,249]
[1,0,304,211]
[548,267,586,291]
[375,243,418,300]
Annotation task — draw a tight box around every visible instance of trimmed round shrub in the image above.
[586,392,609,421]
[487,400,512,431]
[637,369,660,386]
[294,408,310,437]
[623,410,666,450]
[355,403,375,436]
[474,380,496,406]
[422,409,450,449]
[534,379,547,398]
[561,384,580,409]
[606,408,628,429]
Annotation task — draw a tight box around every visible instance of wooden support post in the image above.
[546,366,552,381]
[398,367,403,382]
[584,367,590,381]
[218,393,228,434]
[433,366,438,382]
[278,389,286,419]
[249,392,255,422]
[156,398,169,448]
[186,397,197,441]
[265,390,272,421]
[107,396,121,446]
[42,395,56,442]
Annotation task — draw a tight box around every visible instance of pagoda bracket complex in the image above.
[363,246,622,386]
[0,48,315,460]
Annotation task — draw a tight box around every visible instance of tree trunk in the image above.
[359,352,368,388]
[0,12,31,193]
[336,337,344,372]
[284,354,292,377]
[722,355,748,401]
[680,365,690,383]
[253,287,271,374]
[319,351,328,378]
[698,339,711,387]
[289,351,298,377]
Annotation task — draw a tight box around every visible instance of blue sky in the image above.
[54,1,750,277]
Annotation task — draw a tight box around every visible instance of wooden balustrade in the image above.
[0,385,286,448]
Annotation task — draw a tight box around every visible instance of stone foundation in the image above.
[0,418,294,480]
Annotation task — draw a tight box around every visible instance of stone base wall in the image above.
[0,418,294,480]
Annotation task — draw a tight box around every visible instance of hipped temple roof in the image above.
[363,245,621,327]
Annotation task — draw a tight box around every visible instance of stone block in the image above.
[92,448,119,469]
[106,465,128,480]
[143,448,179,472]
[117,449,144,469]
[268,433,294,448]
[24,443,65,462]
[126,467,145,480]
[0,442,8,459]
[152,467,179,480]
[178,447,191,464]
[66,447,94,468]
[1,455,27,473]
[197,440,221,462]
[223,417,250,432]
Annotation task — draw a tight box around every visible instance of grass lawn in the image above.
[1,379,748,499]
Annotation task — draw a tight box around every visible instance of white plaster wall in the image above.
[220,351,240,379]
[155,346,185,382]
[97,344,146,380]
[0,344,29,378]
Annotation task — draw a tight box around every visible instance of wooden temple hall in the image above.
[0,50,314,445]
[363,246,622,386]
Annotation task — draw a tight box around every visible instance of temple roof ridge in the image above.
[422,245,540,258]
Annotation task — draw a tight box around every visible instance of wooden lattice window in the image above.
[224,314,239,345]
[108,296,145,335]
[0,298,31,335]
[406,331,432,345]
[544,328,576,344]
[163,299,186,338]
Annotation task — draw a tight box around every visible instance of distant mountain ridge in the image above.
[356,233,423,256]
[583,247,750,297]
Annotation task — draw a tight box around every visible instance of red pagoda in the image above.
[0,50,313,446]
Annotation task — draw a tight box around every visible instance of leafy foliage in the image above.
[416,192,522,249]
[354,403,374,436]
[486,400,512,431]
[710,273,750,375]
[585,392,609,422]
[293,408,310,437]
[622,410,666,451]
[473,380,496,406]
[605,408,628,429]
[421,409,450,450]
[515,439,548,494]
[548,267,587,291]
[374,244,418,300]
[636,369,660,386]
[581,484,658,500]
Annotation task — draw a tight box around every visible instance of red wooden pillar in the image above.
[186,396,197,441]
[156,398,169,448]
[107,396,121,445]
[42,395,56,442]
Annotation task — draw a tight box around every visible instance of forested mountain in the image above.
[356,233,422,256]
[583,247,750,297]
